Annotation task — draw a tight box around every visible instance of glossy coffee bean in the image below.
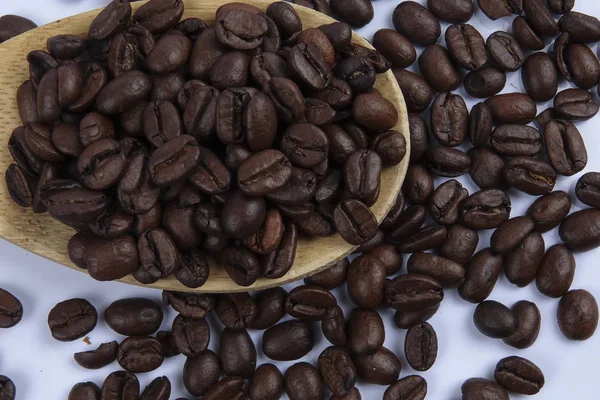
[105,298,163,336]
[426,147,471,178]
[558,289,599,341]
[353,346,401,386]
[219,328,257,378]
[347,308,384,356]
[559,11,600,43]
[171,315,210,357]
[100,371,139,400]
[554,88,599,121]
[526,191,572,233]
[560,208,600,252]
[139,376,170,400]
[549,0,574,13]
[385,274,444,312]
[503,300,541,349]
[203,376,247,400]
[487,32,525,72]
[220,246,260,287]
[305,258,349,289]
[439,225,478,265]
[445,24,487,71]
[84,235,139,281]
[249,287,286,330]
[560,42,600,90]
[523,0,559,37]
[408,252,465,288]
[5,164,33,208]
[407,114,429,163]
[0,288,23,328]
[117,336,164,373]
[468,147,505,190]
[318,347,357,396]
[373,29,415,69]
[473,300,515,339]
[284,362,324,400]
[485,93,536,124]
[504,232,545,287]
[0,15,36,43]
[48,298,97,342]
[384,375,427,400]
[215,293,256,331]
[396,225,448,253]
[248,363,284,400]
[512,17,544,51]
[261,220,298,278]
[162,291,214,320]
[346,255,385,309]
[459,249,503,304]
[503,156,556,196]
[490,216,535,254]
[322,305,347,347]
[394,305,440,331]
[367,244,402,276]
[386,204,426,243]
[577,173,600,208]
[183,350,220,396]
[68,382,100,400]
[461,189,511,230]
[335,56,376,94]
[334,200,378,246]
[544,120,587,176]
[353,93,398,132]
[344,150,381,205]
[392,69,433,113]
[74,341,118,370]
[430,92,468,147]
[429,179,468,226]
[419,46,460,93]
[404,165,433,205]
[464,67,506,99]
[330,0,373,27]
[392,2,441,46]
[405,322,437,371]
[461,378,509,400]
[135,229,179,284]
[495,356,544,395]
[263,320,314,361]
[522,52,558,101]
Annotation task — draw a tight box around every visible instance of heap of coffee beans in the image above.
[3,0,600,399]
[5,0,407,289]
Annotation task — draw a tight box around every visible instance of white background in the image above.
[1,0,600,398]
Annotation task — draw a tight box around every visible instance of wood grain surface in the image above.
[0,0,409,293]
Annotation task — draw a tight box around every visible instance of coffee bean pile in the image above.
[2,0,600,399]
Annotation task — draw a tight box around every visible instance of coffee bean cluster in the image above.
[3,0,600,399]
[4,0,407,289]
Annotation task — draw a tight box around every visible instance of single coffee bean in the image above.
[135,229,179,284]
[503,300,541,349]
[407,114,429,163]
[353,93,398,132]
[523,0,559,36]
[334,200,378,246]
[464,67,506,99]
[468,104,492,148]
[280,124,328,168]
[535,244,575,299]
[487,32,525,72]
[407,252,465,288]
[219,328,257,378]
[238,149,292,196]
[394,305,440,330]
[183,350,220,396]
[439,225,478,265]
[385,274,444,312]
[139,376,170,400]
[74,341,118,370]
[0,15,36,43]
[522,52,558,101]
[392,2,441,46]
[48,298,97,342]
[494,356,544,395]
[220,246,261,287]
[267,2,301,41]
[284,362,324,400]
[96,70,153,115]
[261,220,298,278]
[549,0,574,13]
[430,92,468,147]
[558,11,600,43]
[392,69,433,113]
[148,135,200,187]
[249,287,286,330]
[368,244,403,276]
[405,322,438,371]
[17,81,38,126]
[544,119,587,176]
[335,56,376,94]
[344,149,382,205]
[347,308,385,355]
[305,258,349,289]
[396,225,448,253]
[318,347,357,396]
[248,364,284,400]
[84,235,139,281]
[118,336,164,373]
[554,88,599,121]
[189,147,231,195]
[560,42,600,90]
[403,165,433,205]
[156,330,180,358]
[461,378,509,400]
[5,164,33,208]
[161,201,201,251]
[175,249,209,289]
[215,293,257,330]
[221,190,266,239]
[304,98,336,126]
[426,146,471,177]
[468,147,505,190]
[322,305,347,347]
[490,216,535,254]
[353,346,402,386]
[330,0,373,27]
[560,209,600,252]
[319,22,352,53]
[108,33,140,77]
[142,101,182,147]
[576,172,600,208]
[428,0,474,23]
[346,255,386,309]
[386,205,426,243]
[535,108,557,129]
[526,190,572,233]
[503,156,556,195]
[163,291,214,320]
[512,16,545,50]
[459,248,503,304]
[473,300,516,339]
[24,123,64,163]
[558,289,599,341]
[504,232,545,287]
[384,375,427,400]
[203,376,247,400]
[419,45,460,93]
[373,29,416,69]
[478,0,521,20]
[100,370,140,400]
[214,9,267,50]
[428,181,467,226]
[133,0,184,33]
[485,93,537,124]
[288,42,331,91]
[445,24,487,70]
[68,382,100,400]
[171,314,210,357]
[0,288,23,328]
[105,298,163,336]
[263,320,314,361]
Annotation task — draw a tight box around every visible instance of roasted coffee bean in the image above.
[5,164,33,208]
[17,81,38,126]
[318,347,357,396]
[248,287,285,330]
[135,229,179,284]
[0,14,36,43]
[189,147,231,195]
[527,190,571,233]
[148,135,200,187]
[220,246,260,287]
[219,328,257,378]
[341,44,391,75]
[224,145,253,171]
[344,150,381,205]
[88,0,131,40]
[535,244,575,299]
[387,205,426,242]
[24,123,64,163]
[560,208,600,252]
[549,0,574,13]
[133,0,184,33]
[118,153,160,215]
[297,28,335,67]
[419,46,460,93]
[554,88,599,121]
[284,362,324,400]
[403,165,434,205]
[121,102,146,137]
[248,363,284,400]
[504,232,545,286]
[353,93,398,132]
[405,322,437,371]
[334,200,378,246]
[335,56,376,94]
[558,289,599,341]
[464,67,506,99]
[346,255,386,309]
[289,42,332,91]
[392,69,433,113]
[503,300,541,349]
[353,346,401,386]
[459,248,503,303]
[84,235,139,281]
[430,92,468,147]
[392,2,441,46]
[105,298,163,336]
[151,73,184,103]
[559,42,600,90]
[513,17,545,51]
[305,258,348,289]
[100,371,139,400]
[319,22,352,52]
[245,208,284,255]
[171,314,210,357]
[429,180,468,226]
[503,156,556,195]
[461,378,509,400]
[261,220,298,278]
[495,356,544,395]
[322,305,347,347]
[486,93,537,124]
[445,24,487,70]
[330,0,373,27]
[156,330,180,358]
[468,147,505,190]
[397,225,448,253]
[323,124,357,166]
[221,190,266,239]
[373,29,415,69]
[559,11,600,43]
[265,77,305,123]
[216,292,257,330]
[385,274,444,312]
[142,101,182,147]
[210,51,250,90]
[203,376,247,400]
[36,69,61,123]
[347,308,385,356]
[51,123,81,158]
[96,70,152,115]
[394,305,440,330]
[0,288,23,329]
[189,29,226,80]
[535,108,557,129]
[473,300,515,338]
[439,225,478,265]
[523,0,559,36]
[522,52,558,101]
[174,17,207,40]
[263,320,314,361]
[215,9,267,50]
[428,0,474,23]
[576,172,600,208]
[286,285,337,320]
[68,382,100,400]
[267,2,301,41]
[183,86,219,142]
[490,216,535,254]
[384,375,427,400]
[163,291,214,320]
[214,86,256,144]
[48,298,97,342]
[408,252,465,288]
[174,248,208,286]
[250,52,292,88]
[544,119,587,176]
[77,139,125,190]
[266,166,317,205]
[74,341,118,370]
[304,98,335,126]
[407,114,429,163]
[139,376,170,400]
[487,32,525,72]
[108,33,139,78]
[118,336,164,373]
[478,0,521,20]
[27,50,58,90]
[280,124,328,168]
[147,34,191,76]
[368,244,403,276]
[468,104,493,148]
[426,146,471,177]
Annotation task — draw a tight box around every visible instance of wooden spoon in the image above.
[0,0,409,293]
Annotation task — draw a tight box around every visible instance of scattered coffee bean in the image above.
[503,300,541,349]
[558,289,599,341]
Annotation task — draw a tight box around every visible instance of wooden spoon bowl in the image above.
[0,0,409,293]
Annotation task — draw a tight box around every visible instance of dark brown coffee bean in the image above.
[403,165,433,205]
[385,274,444,312]
[84,235,139,281]
[468,103,492,149]
[305,258,348,289]
[203,376,247,400]
[495,356,544,395]
[559,11,600,43]
[544,120,587,176]
[220,246,260,287]
[334,200,378,246]
[346,255,386,309]
[560,208,600,252]
[430,92,468,147]
[171,314,210,357]
[419,45,460,93]
[576,172,600,208]
[512,17,545,51]
[397,225,448,253]
[5,164,33,208]
[322,305,347,347]
[263,320,314,361]
[522,52,559,101]
[429,180,468,226]
[74,341,118,370]
[280,124,328,168]
[215,293,257,330]
[353,347,401,386]
[505,231,545,287]
[286,285,337,320]
[139,376,170,400]
[133,0,184,33]
[458,248,503,303]
[353,93,398,132]
[68,382,100,400]
[135,229,179,284]
[88,0,131,40]
[524,0,559,36]
[368,244,403,276]
[219,328,256,378]
[535,244,575,299]
[373,29,416,69]
[503,300,541,349]
[386,204,426,243]
[117,336,163,373]
[156,330,180,358]
[468,147,505,190]
[490,216,536,254]
[105,298,163,336]
[439,225,478,265]
[462,189,512,230]
[384,375,427,400]
[100,371,139,400]
[392,1,441,46]
[344,149,382,205]
[464,67,506,99]
[426,146,471,177]
[527,190,571,233]
[0,14,36,43]
[445,24,487,70]
[347,308,385,356]
[162,291,214,320]
[473,300,516,338]
[558,289,599,341]
[24,123,64,163]
[335,56,376,94]
[318,347,357,396]
[554,88,599,121]
[284,362,324,400]
[487,32,525,72]
[17,81,38,127]
[96,70,152,115]
[535,108,557,129]
[392,69,433,113]
[394,305,440,330]
[486,93,537,124]
[215,9,267,50]
[549,0,574,14]
[405,322,437,371]
[48,298,97,342]
[248,364,284,400]
[561,42,600,90]
[503,156,556,195]
[0,288,23,329]
[478,0,522,20]
[289,42,331,91]
[461,378,509,400]
[408,252,465,288]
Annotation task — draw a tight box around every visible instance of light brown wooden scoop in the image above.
[0,0,409,293]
